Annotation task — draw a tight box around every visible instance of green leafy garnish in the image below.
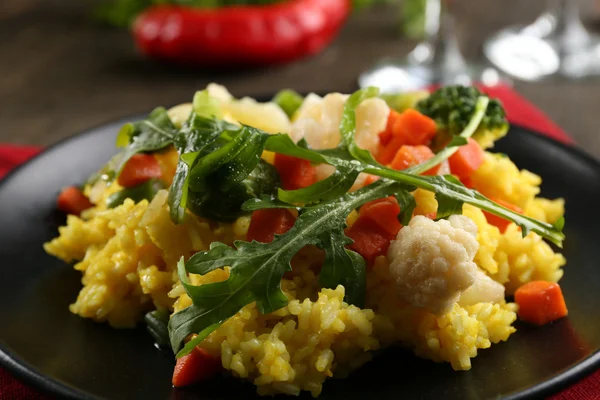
[168,114,240,223]
[167,86,565,356]
[169,179,407,356]
[108,107,177,182]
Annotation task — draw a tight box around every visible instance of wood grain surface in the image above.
[1,0,599,157]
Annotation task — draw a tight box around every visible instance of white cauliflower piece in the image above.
[292,93,348,149]
[354,97,389,157]
[458,269,505,306]
[387,215,480,315]
[206,83,234,103]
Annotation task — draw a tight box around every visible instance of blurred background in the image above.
[1,0,600,155]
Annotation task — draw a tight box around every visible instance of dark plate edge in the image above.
[0,119,599,400]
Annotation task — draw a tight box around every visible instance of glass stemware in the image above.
[484,0,600,81]
[359,0,504,93]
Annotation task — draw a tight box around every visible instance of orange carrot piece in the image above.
[392,109,437,146]
[117,154,162,188]
[448,138,484,182]
[274,153,317,191]
[378,110,402,146]
[57,186,93,216]
[358,196,402,236]
[483,197,523,233]
[377,136,405,165]
[389,145,440,176]
[172,347,221,387]
[247,208,297,243]
[514,281,568,326]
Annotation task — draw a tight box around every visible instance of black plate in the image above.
[0,120,599,400]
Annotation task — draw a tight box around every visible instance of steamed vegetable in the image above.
[416,86,509,149]
[514,281,568,325]
[387,215,480,315]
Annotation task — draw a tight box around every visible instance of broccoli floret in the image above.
[416,86,509,149]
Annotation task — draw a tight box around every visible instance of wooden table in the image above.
[1,0,599,159]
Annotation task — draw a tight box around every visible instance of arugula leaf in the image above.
[394,190,417,226]
[278,164,360,205]
[168,115,239,223]
[108,107,177,182]
[169,179,406,354]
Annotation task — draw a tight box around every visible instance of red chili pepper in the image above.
[132,0,350,66]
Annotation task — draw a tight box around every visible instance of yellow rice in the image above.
[44,136,565,397]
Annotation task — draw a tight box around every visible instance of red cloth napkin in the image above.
[0,86,597,399]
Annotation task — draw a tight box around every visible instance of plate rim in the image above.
[1,117,599,400]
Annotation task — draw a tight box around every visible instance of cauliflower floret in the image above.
[458,269,505,306]
[387,215,480,315]
[354,97,389,156]
[292,93,348,149]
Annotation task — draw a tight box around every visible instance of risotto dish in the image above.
[45,85,567,397]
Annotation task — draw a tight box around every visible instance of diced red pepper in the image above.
[448,138,484,182]
[358,197,402,236]
[172,347,221,387]
[247,208,297,243]
[345,196,403,264]
[273,153,317,191]
[118,154,162,188]
[57,186,93,216]
[389,145,441,176]
[345,218,394,265]
[483,197,523,233]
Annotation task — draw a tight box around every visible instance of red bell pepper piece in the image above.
[273,153,317,191]
[132,0,351,66]
[247,208,297,243]
[172,347,221,387]
[57,186,93,216]
[117,154,162,188]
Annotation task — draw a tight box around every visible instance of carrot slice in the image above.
[247,208,297,243]
[345,217,394,265]
[359,196,402,236]
[118,154,162,188]
[514,281,568,326]
[377,135,405,165]
[389,145,440,176]
[273,153,317,191]
[483,197,523,233]
[376,109,437,165]
[392,109,437,146]
[448,138,484,182]
[378,110,402,146]
[172,347,221,387]
[57,186,93,216]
